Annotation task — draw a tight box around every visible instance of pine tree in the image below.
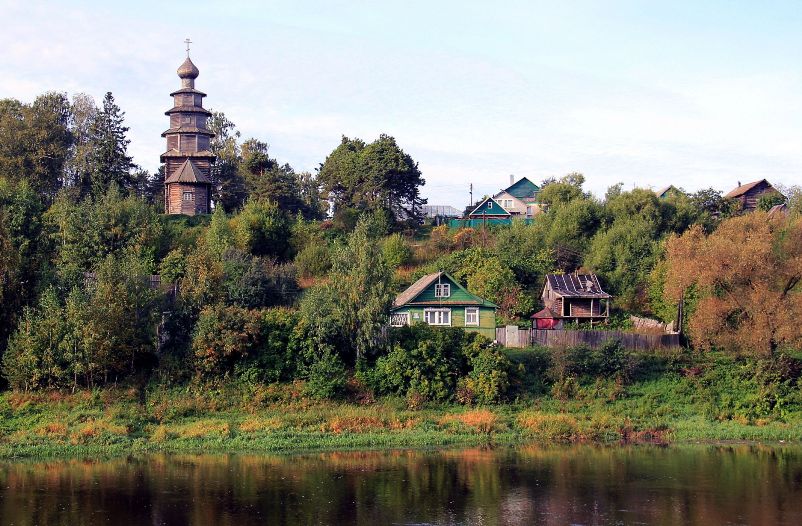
[87,92,133,197]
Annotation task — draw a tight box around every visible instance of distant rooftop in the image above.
[421,205,462,218]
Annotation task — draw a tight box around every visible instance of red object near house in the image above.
[531,307,561,329]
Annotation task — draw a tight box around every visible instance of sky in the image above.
[2,0,801,207]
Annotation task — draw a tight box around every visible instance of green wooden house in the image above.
[467,197,511,219]
[390,272,497,338]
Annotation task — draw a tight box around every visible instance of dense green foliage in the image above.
[360,326,511,404]
[1,87,800,448]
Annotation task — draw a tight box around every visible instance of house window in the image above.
[424,308,451,326]
[465,307,479,326]
[503,199,513,209]
[487,201,493,209]
[434,283,451,298]
[390,312,410,327]
[182,191,194,202]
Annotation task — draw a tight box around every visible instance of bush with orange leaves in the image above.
[664,212,802,356]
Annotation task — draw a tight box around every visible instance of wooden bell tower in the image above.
[162,39,215,215]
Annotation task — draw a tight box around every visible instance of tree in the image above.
[3,287,71,390]
[208,111,246,211]
[0,93,73,201]
[64,93,98,194]
[317,134,426,224]
[231,199,291,259]
[245,162,309,217]
[586,218,660,309]
[299,214,393,363]
[537,173,586,209]
[664,213,802,356]
[3,252,160,390]
[689,188,738,230]
[45,187,166,288]
[0,178,48,357]
[536,197,604,270]
[87,92,133,196]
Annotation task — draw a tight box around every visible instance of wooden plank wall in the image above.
[496,328,681,350]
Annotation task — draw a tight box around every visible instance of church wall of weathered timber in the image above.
[161,53,216,215]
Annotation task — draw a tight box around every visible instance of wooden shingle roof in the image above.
[545,273,610,298]
[724,179,772,199]
[164,105,212,116]
[161,126,215,137]
[164,159,212,184]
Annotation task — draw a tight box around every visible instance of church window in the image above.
[182,191,194,202]
[182,115,191,124]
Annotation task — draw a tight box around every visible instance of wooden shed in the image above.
[533,273,611,328]
[724,179,782,213]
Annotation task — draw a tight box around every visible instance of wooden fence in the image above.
[496,327,681,351]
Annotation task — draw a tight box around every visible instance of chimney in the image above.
[510,174,514,186]
[738,180,742,187]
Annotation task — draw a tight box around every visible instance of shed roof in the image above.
[724,179,773,199]
[164,159,212,184]
[545,273,610,298]
[767,203,788,218]
[531,306,559,319]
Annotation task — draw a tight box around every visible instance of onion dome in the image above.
[177,57,200,79]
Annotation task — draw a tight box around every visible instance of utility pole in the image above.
[469,183,473,208]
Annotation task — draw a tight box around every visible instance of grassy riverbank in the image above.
[2,349,802,459]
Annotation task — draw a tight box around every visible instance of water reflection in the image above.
[1,444,801,525]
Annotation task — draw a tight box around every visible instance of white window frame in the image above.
[434,283,450,298]
[182,191,195,202]
[390,312,410,327]
[424,308,451,326]
[503,199,513,209]
[487,201,493,209]
[464,307,480,326]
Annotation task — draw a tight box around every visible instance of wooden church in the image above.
[162,48,215,215]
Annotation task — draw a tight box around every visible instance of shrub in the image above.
[192,305,264,377]
[439,409,499,434]
[177,419,231,439]
[304,351,348,399]
[549,340,636,384]
[464,344,512,403]
[517,411,578,440]
[295,243,333,278]
[364,326,512,403]
[381,233,413,269]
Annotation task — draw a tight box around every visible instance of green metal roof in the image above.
[504,177,540,199]
[468,197,510,217]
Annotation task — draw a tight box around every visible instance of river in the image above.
[1,444,801,525]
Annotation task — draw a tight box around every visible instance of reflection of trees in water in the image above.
[1,445,802,525]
